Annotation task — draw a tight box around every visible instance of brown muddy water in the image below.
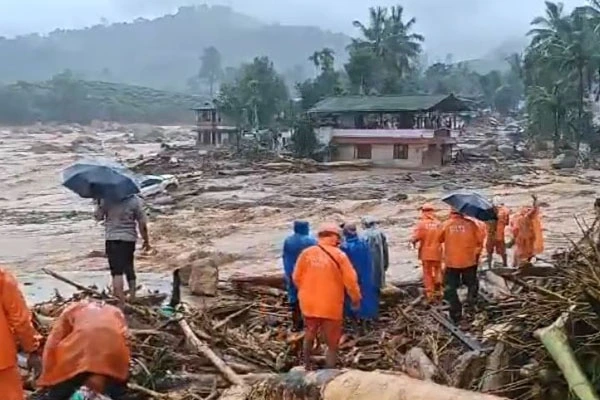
[0,125,597,302]
[0,125,190,301]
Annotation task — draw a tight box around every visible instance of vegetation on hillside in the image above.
[0,71,203,125]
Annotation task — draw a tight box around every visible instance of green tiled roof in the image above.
[308,94,469,113]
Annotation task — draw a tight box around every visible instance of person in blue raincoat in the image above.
[282,221,316,331]
[340,223,378,325]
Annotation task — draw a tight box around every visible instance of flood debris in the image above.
[22,214,600,399]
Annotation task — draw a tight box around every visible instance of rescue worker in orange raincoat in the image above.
[37,300,131,400]
[510,194,544,268]
[485,197,511,269]
[439,210,484,323]
[467,216,487,265]
[0,267,42,400]
[293,223,362,370]
[410,204,443,302]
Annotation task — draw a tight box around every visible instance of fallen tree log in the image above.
[227,273,414,300]
[220,369,509,400]
[534,308,600,400]
[179,319,245,387]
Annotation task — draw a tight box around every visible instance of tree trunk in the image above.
[577,66,584,152]
[553,109,560,156]
[220,369,509,400]
[535,309,599,400]
[596,66,600,102]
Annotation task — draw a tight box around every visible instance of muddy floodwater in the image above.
[0,124,597,302]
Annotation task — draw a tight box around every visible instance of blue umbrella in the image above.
[442,192,496,221]
[62,160,139,201]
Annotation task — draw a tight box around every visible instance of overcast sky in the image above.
[0,0,585,59]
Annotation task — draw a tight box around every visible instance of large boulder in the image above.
[551,153,577,169]
[188,260,219,296]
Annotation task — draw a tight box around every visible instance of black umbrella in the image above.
[62,160,139,201]
[442,192,496,222]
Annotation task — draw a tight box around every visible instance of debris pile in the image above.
[27,271,487,399]
[129,144,373,178]
[481,220,600,400]
[26,219,600,399]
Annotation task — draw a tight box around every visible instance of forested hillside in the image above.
[0,5,349,91]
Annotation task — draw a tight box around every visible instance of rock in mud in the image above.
[189,261,219,296]
[388,193,408,202]
[551,153,577,169]
[497,144,514,156]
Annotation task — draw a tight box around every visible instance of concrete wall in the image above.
[335,143,427,168]
[422,144,442,167]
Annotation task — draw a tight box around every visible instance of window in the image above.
[393,144,408,160]
[355,144,372,159]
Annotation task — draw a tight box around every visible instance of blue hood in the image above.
[344,231,359,241]
[293,220,310,235]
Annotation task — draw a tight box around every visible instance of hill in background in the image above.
[0,5,350,91]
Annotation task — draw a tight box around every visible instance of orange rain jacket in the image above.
[439,213,484,269]
[494,206,510,241]
[0,267,40,371]
[467,217,487,257]
[293,236,362,321]
[511,206,544,261]
[411,211,442,261]
[38,301,130,387]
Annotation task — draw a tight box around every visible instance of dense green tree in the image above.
[524,1,599,150]
[217,57,289,129]
[199,46,224,97]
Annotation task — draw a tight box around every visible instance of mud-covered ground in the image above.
[0,122,596,301]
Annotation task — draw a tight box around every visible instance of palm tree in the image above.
[316,48,336,73]
[527,2,595,150]
[383,5,425,76]
[528,1,573,55]
[308,51,321,74]
[349,5,424,83]
[352,7,388,56]
[528,83,576,153]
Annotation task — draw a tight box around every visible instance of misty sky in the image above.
[0,0,585,59]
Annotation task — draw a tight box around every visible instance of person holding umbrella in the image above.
[440,192,492,323]
[95,195,150,307]
[62,160,150,307]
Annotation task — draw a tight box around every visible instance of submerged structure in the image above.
[192,101,238,147]
[308,94,470,168]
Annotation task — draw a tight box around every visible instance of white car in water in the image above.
[138,174,179,197]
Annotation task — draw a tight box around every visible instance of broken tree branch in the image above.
[179,318,245,386]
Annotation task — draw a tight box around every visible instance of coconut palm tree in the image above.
[528,83,577,152]
[382,5,424,76]
[347,5,424,93]
[351,7,388,56]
